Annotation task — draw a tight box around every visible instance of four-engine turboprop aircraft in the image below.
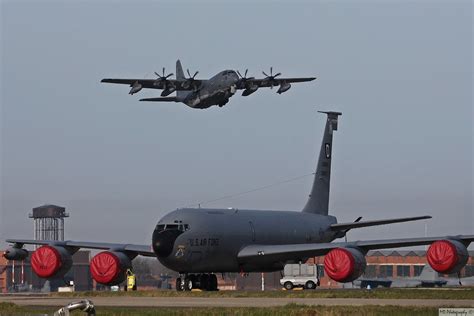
[4,112,473,291]
[101,60,316,108]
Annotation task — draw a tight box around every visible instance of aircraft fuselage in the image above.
[152,208,338,273]
[182,70,239,109]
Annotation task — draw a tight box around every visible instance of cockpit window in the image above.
[156,224,165,231]
[155,223,189,232]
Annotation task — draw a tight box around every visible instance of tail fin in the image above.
[176,60,188,100]
[302,111,342,215]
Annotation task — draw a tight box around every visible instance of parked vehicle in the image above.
[280,264,320,290]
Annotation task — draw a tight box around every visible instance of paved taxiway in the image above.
[1,295,473,307]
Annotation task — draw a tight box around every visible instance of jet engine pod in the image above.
[324,247,366,283]
[31,245,72,278]
[90,251,132,285]
[3,247,28,261]
[427,239,468,274]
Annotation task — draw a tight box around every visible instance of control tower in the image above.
[29,205,69,241]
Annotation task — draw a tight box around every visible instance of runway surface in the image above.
[1,295,473,308]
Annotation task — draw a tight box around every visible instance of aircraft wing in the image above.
[239,77,316,89]
[237,235,474,263]
[101,78,205,90]
[329,216,432,232]
[5,239,155,257]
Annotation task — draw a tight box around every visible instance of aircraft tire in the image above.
[199,274,209,291]
[305,281,316,290]
[185,275,195,291]
[284,281,294,290]
[209,274,218,291]
[176,277,184,291]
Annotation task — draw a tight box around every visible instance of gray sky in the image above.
[1,0,472,248]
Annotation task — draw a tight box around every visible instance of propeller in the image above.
[237,69,255,89]
[237,69,255,80]
[182,69,199,90]
[262,67,281,89]
[154,68,173,84]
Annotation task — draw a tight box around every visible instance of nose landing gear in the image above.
[176,273,218,291]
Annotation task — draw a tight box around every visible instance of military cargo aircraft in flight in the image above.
[101,60,316,109]
[4,112,473,291]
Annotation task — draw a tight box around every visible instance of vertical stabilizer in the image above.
[302,111,342,215]
[176,60,188,100]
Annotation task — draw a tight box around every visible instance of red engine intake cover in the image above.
[427,240,468,274]
[324,247,366,283]
[90,251,130,285]
[31,245,62,278]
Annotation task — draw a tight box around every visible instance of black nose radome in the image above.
[152,229,183,257]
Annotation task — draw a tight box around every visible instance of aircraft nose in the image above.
[152,229,183,257]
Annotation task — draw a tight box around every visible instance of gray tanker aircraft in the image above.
[4,112,473,291]
[101,60,316,108]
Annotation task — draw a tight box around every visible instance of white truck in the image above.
[280,264,320,290]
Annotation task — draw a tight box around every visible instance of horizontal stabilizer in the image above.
[330,215,431,231]
[139,97,178,102]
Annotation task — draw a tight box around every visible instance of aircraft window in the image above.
[156,224,165,231]
[159,223,189,231]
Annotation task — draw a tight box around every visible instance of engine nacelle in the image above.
[324,247,366,283]
[90,251,132,286]
[129,82,142,95]
[427,239,468,274]
[31,245,73,278]
[277,83,291,94]
[161,86,176,96]
[3,247,28,261]
[242,85,258,96]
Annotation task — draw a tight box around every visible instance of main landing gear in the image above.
[176,274,218,291]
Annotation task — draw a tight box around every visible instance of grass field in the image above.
[53,287,474,300]
[0,302,442,316]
